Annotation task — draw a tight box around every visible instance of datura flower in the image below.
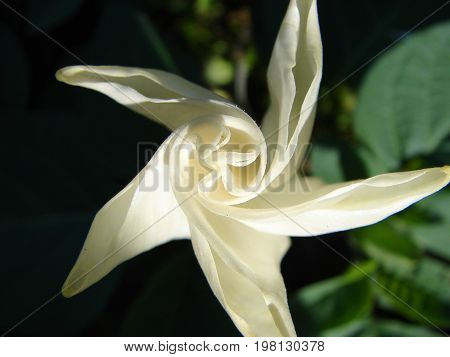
[56,0,449,336]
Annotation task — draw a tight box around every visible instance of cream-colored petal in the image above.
[261,0,322,184]
[207,167,450,237]
[165,119,295,336]
[190,223,294,336]
[62,135,189,297]
[176,193,295,336]
[56,65,247,130]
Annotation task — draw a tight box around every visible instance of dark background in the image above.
[0,0,449,336]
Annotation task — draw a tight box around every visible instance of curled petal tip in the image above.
[55,66,81,83]
[55,67,68,83]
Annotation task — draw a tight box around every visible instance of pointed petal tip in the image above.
[61,269,87,298]
[61,274,79,297]
[61,277,85,298]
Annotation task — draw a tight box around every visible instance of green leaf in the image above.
[310,138,366,183]
[412,222,450,261]
[371,319,442,337]
[0,25,30,108]
[428,138,450,167]
[344,318,444,336]
[121,248,239,337]
[356,146,390,177]
[352,220,422,272]
[410,190,450,260]
[310,142,345,183]
[289,261,375,336]
[321,318,373,337]
[354,22,450,172]
[0,213,120,336]
[415,189,450,221]
[375,258,450,328]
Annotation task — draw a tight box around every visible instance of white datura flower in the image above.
[56,0,449,336]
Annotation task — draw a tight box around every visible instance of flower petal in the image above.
[262,0,322,182]
[56,65,247,130]
[210,167,450,237]
[180,197,295,336]
[62,135,189,297]
[165,119,294,336]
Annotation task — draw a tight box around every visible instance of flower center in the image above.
[169,115,267,205]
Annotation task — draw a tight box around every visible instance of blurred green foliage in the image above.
[290,261,376,336]
[0,0,449,336]
[309,17,450,336]
[354,22,450,174]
